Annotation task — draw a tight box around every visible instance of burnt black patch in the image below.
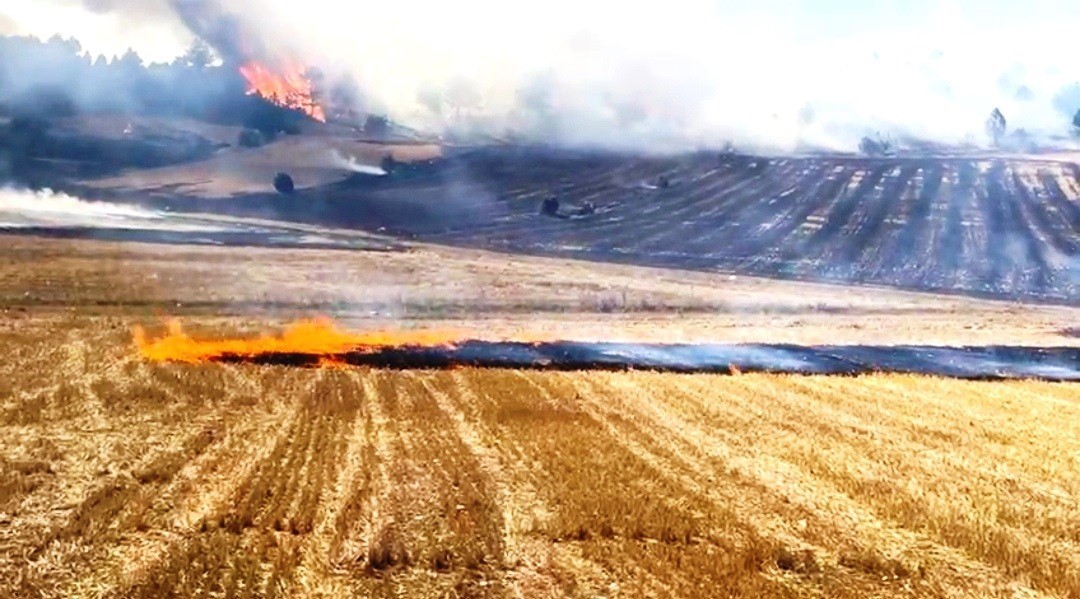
[196,342,1080,381]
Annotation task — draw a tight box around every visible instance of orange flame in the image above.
[133,318,464,364]
[239,60,327,123]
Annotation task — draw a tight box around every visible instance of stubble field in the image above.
[0,234,1077,598]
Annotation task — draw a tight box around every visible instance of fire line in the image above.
[239,60,327,122]
[133,318,464,364]
[131,320,1080,380]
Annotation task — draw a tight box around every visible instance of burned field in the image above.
[0,235,1077,598]
[456,153,1080,304]
[403,153,1080,303]
[167,342,1080,381]
[154,148,1079,303]
[11,106,1077,305]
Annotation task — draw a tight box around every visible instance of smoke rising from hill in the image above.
[10,0,1080,152]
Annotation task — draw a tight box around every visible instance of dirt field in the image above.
[0,235,1078,598]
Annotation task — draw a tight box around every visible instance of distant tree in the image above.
[1073,109,1080,135]
[116,49,143,73]
[273,172,295,194]
[364,115,389,138]
[242,96,304,136]
[380,152,397,174]
[859,134,892,156]
[180,41,215,69]
[45,35,83,56]
[540,195,560,217]
[985,108,1007,145]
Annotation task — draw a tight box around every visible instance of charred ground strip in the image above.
[212,342,1080,381]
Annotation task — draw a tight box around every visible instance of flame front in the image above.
[134,318,463,364]
[239,60,327,123]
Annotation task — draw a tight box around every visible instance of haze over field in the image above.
[5,1,1080,151]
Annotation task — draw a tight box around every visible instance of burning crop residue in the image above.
[239,60,326,122]
[134,318,462,364]
[131,319,1080,380]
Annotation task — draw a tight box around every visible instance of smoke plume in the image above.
[0,186,164,227]
[329,150,387,176]
[9,0,1080,152]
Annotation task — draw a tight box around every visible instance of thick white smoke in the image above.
[0,187,218,232]
[8,0,1080,152]
[0,187,162,226]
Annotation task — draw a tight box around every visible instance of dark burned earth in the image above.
[213,341,1080,381]
[92,147,1080,304]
